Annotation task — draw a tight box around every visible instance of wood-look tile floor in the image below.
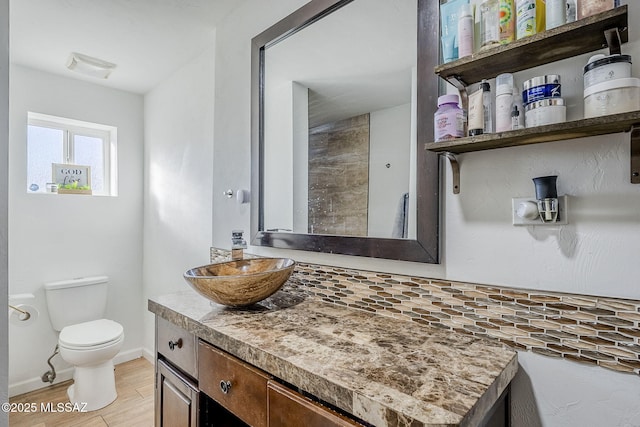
[9,358,154,427]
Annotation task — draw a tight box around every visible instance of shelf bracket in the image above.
[443,152,460,194]
[445,76,469,135]
[445,75,467,93]
[631,125,640,184]
[604,27,622,55]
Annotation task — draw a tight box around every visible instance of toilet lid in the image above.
[59,319,124,348]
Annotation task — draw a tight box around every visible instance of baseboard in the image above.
[141,347,154,364]
[9,367,74,398]
[9,347,145,398]
[113,347,143,366]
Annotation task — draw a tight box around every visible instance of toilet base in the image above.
[67,360,117,411]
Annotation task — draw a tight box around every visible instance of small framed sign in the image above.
[52,163,92,194]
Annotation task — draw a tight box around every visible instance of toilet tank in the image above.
[44,276,109,331]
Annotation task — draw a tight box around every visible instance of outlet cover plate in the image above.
[512,195,568,226]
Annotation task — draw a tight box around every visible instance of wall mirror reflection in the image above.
[251,0,440,262]
[263,0,417,239]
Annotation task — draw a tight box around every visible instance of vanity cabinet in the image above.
[155,318,365,427]
[197,339,365,427]
[150,290,518,427]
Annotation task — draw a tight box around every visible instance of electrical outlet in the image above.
[512,195,568,226]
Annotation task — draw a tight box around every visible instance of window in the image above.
[27,112,117,196]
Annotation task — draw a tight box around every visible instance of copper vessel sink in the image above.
[184,258,295,307]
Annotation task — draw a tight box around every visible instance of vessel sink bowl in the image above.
[184,258,295,307]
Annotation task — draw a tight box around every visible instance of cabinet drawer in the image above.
[267,381,362,427]
[198,340,270,427]
[156,317,197,378]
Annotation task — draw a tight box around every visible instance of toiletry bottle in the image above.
[434,94,465,142]
[535,0,545,33]
[516,0,536,39]
[474,0,483,53]
[566,0,577,23]
[499,0,515,44]
[495,73,513,132]
[546,0,566,29]
[578,0,619,20]
[480,0,500,48]
[513,81,525,128]
[481,80,493,133]
[468,87,484,136]
[511,105,521,130]
[458,3,475,58]
[440,0,467,63]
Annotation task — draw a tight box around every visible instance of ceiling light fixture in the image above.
[66,52,117,79]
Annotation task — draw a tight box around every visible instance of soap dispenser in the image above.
[231,230,247,260]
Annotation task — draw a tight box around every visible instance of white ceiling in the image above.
[10,0,243,94]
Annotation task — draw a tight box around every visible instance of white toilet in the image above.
[44,276,124,411]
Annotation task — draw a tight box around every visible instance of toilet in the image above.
[44,276,124,411]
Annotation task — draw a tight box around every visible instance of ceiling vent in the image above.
[66,52,117,79]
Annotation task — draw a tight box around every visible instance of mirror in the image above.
[251,0,440,262]
[263,0,416,240]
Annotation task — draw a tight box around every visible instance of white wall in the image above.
[442,33,640,299]
[368,103,411,238]
[141,45,216,355]
[512,351,640,426]
[8,65,144,395]
[442,131,640,298]
[1,0,9,421]
[210,1,640,426]
[292,81,309,234]
[263,78,295,231]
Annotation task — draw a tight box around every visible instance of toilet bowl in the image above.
[44,276,125,411]
[58,319,124,411]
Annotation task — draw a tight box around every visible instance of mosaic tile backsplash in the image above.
[211,248,640,375]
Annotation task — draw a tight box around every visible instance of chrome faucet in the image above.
[231,230,247,260]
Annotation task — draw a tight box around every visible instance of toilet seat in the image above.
[59,319,124,349]
[60,334,124,352]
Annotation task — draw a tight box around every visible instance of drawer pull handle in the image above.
[219,380,232,394]
[168,339,183,351]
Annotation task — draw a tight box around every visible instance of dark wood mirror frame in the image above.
[250,0,440,263]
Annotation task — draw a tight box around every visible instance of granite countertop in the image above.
[149,284,517,427]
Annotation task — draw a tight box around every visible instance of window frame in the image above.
[27,112,118,196]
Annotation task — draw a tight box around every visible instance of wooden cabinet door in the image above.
[156,359,198,427]
[267,381,362,427]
